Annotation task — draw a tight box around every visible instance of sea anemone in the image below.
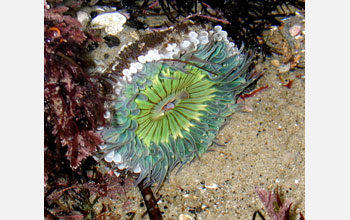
[97,23,258,188]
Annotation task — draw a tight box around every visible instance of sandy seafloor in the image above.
[88,9,305,220]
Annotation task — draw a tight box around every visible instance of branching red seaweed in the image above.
[44,2,119,218]
[255,187,304,220]
[44,1,106,171]
[256,187,292,220]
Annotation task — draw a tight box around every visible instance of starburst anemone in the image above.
[98,23,258,188]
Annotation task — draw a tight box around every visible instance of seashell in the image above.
[91,12,126,36]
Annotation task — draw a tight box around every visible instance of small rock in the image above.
[277,124,283,131]
[179,214,193,220]
[270,59,280,67]
[289,24,302,37]
[87,41,99,52]
[91,12,127,36]
[104,35,120,47]
[90,11,98,19]
[205,183,218,189]
[77,11,90,28]
[278,63,291,73]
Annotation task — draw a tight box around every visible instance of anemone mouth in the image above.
[132,64,216,146]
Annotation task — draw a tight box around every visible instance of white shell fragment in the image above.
[77,11,90,27]
[205,183,218,189]
[179,214,193,220]
[289,24,302,37]
[91,12,127,36]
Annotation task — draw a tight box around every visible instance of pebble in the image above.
[205,183,218,189]
[91,12,127,36]
[278,63,291,73]
[270,59,280,67]
[179,214,193,220]
[277,124,283,131]
[77,11,90,27]
[289,25,302,37]
[104,35,121,47]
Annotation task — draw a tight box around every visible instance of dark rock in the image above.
[126,20,147,29]
[104,35,121,48]
[90,11,98,19]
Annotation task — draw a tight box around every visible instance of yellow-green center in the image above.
[132,65,216,146]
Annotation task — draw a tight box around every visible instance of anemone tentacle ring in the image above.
[98,23,257,188]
